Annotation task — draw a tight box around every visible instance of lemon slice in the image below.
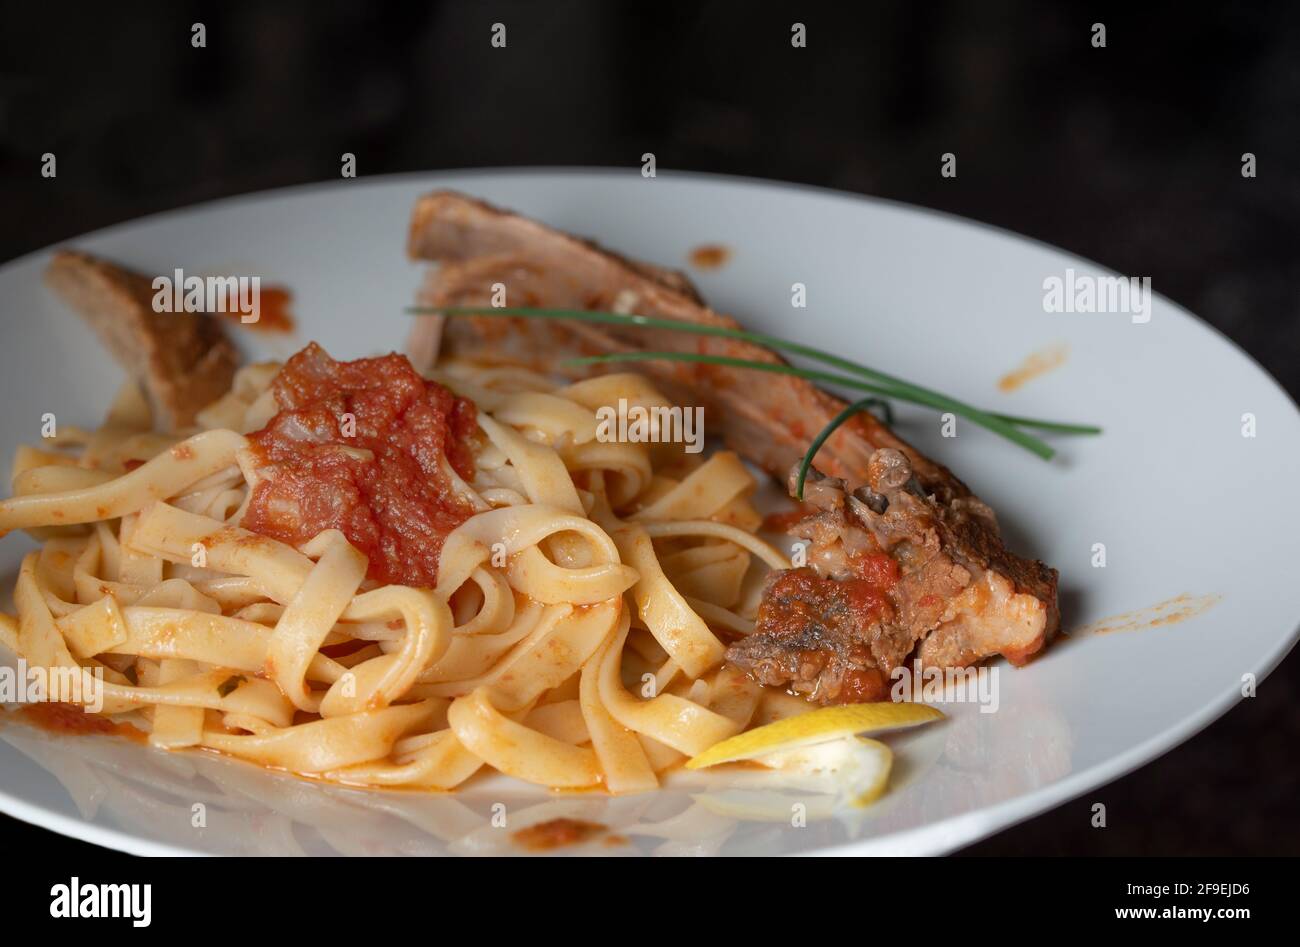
[686,701,944,770]
[758,737,894,807]
[844,738,892,806]
[691,737,894,812]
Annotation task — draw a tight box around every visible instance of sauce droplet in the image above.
[997,343,1068,393]
[219,285,296,333]
[688,244,732,271]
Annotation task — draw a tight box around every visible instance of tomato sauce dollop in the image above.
[243,343,479,588]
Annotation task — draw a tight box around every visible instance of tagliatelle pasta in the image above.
[0,353,795,793]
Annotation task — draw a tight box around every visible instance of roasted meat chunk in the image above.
[44,251,237,431]
[405,191,1061,703]
[728,455,1057,702]
[730,568,895,704]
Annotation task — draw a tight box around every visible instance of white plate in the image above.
[1,169,1297,857]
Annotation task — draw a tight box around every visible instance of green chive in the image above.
[986,414,1102,435]
[794,398,891,500]
[857,398,894,427]
[415,306,1095,432]
[412,305,1102,459]
[562,351,1055,459]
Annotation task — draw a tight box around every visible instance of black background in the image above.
[1,0,1297,856]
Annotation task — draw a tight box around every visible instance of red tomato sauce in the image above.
[245,285,295,333]
[760,504,815,534]
[243,343,480,588]
[210,284,297,333]
[758,567,894,638]
[750,548,903,704]
[840,550,900,627]
[847,549,901,592]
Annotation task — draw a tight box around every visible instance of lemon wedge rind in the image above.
[685,701,943,770]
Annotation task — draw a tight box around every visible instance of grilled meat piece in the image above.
[405,191,966,499]
[728,456,1057,702]
[734,567,895,704]
[405,191,1061,701]
[45,251,237,430]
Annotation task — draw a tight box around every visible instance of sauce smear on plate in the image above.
[513,818,607,850]
[16,703,144,741]
[997,343,1068,393]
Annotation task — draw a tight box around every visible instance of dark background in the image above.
[1,0,1297,856]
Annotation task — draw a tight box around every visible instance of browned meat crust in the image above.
[737,567,894,704]
[44,251,237,430]
[405,191,1061,700]
[408,190,706,304]
[729,458,1058,702]
[406,192,970,503]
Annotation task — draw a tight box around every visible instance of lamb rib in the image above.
[406,191,1060,703]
